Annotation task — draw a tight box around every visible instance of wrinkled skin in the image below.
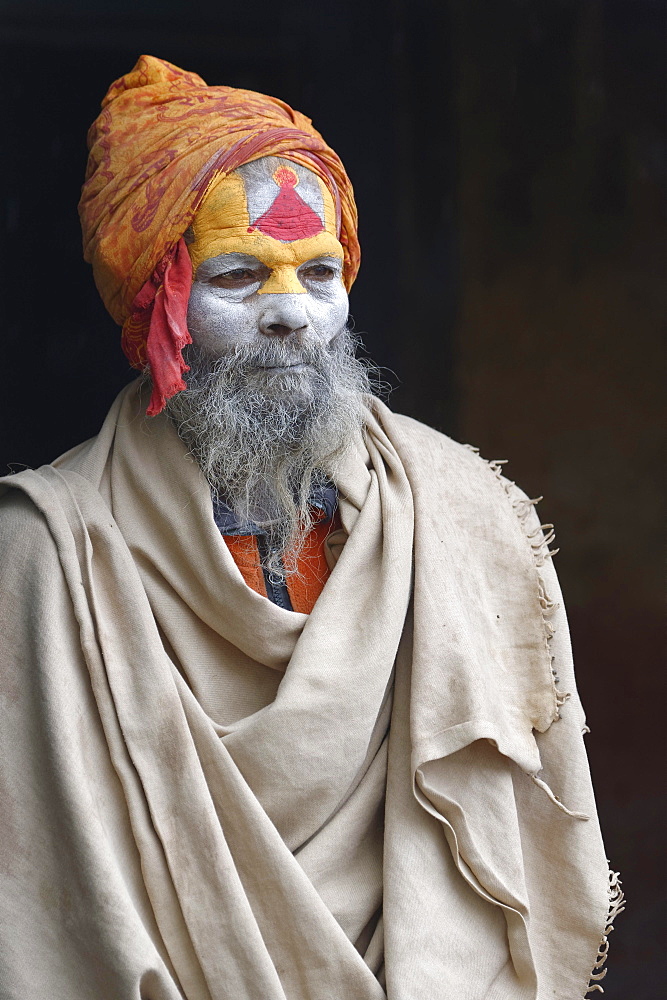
[186,251,349,358]
[186,156,350,359]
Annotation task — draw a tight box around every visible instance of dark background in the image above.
[0,1,664,995]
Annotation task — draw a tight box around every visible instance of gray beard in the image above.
[164,326,375,578]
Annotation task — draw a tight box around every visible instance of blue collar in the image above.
[212,481,338,537]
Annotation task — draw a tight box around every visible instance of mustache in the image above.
[192,326,351,378]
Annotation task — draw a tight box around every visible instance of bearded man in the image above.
[0,56,621,1000]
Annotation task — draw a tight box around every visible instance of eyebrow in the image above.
[303,254,342,266]
[195,250,344,282]
[195,252,262,279]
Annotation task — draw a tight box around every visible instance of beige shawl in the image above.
[0,381,614,999]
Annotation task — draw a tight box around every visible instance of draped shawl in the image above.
[0,382,611,999]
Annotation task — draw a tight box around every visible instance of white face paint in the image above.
[185,156,350,358]
[186,251,349,358]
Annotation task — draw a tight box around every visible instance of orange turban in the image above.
[79,55,359,414]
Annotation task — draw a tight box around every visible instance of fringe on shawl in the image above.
[463,448,564,718]
[465,446,626,995]
[583,869,626,995]
[477,453,590,819]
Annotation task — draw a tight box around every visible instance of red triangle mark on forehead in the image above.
[248,166,325,241]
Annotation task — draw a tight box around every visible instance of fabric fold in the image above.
[0,379,610,999]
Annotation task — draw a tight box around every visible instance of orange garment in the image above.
[224,510,341,615]
[79,55,360,414]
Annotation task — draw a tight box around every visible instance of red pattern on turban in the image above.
[79,55,360,414]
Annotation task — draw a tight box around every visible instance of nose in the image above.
[258,295,309,338]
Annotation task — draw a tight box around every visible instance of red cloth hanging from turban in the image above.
[79,55,360,414]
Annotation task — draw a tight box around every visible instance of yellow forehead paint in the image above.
[189,164,343,294]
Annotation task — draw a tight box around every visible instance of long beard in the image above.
[164,327,375,578]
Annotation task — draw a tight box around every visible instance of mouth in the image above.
[256,363,309,372]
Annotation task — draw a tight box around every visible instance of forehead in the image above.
[188,156,342,274]
[236,158,328,238]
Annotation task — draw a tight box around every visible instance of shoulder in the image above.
[380,405,506,490]
[0,481,64,597]
[381,404,551,542]
[0,476,56,546]
[389,410,479,462]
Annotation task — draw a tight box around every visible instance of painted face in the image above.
[186,157,349,357]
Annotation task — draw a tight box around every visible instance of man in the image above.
[0,55,620,999]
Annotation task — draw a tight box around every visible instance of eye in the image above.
[300,263,336,282]
[208,268,261,289]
